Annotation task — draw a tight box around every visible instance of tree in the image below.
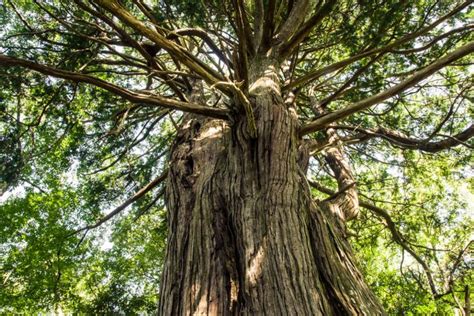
[0,0,473,314]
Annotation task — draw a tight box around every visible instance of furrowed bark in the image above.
[158,58,385,315]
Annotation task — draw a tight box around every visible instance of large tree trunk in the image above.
[158,59,385,315]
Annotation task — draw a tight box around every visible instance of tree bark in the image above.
[158,58,385,315]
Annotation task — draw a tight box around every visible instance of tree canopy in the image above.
[0,0,473,314]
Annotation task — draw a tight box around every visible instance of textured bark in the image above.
[158,58,386,315]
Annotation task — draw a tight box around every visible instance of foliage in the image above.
[0,0,472,314]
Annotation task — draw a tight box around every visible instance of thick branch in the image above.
[92,0,224,86]
[232,0,251,85]
[330,124,474,152]
[253,0,264,53]
[279,0,337,59]
[260,0,276,50]
[300,41,474,135]
[286,1,473,90]
[273,0,311,46]
[309,97,360,222]
[0,55,230,120]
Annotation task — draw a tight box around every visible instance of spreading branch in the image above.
[273,0,311,46]
[329,124,474,152]
[279,0,337,59]
[260,0,276,50]
[286,1,473,90]
[0,55,230,120]
[299,41,474,135]
[92,0,225,86]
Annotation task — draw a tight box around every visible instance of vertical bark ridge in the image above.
[308,198,386,315]
[219,60,332,314]
[159,118,237,315]
[158,60,386,315]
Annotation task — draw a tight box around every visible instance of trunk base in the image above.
[158,113,384,315]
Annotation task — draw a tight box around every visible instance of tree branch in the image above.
[0,55,230,120]
[92,0,225,86]
[253,0,264,53]
[329,124,474,152]
[70,169,168,235]
[279,0,337,59]
[318,53,383,109]
[170,28,233,67]
[308,180,440,296]
[231,0,251,86]
[273,0,311,46]
[299,41,474,135]
[390,24,474,55]
[260,0,276,51]
[285,1,473,90]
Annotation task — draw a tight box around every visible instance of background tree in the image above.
[0,0,473,314]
